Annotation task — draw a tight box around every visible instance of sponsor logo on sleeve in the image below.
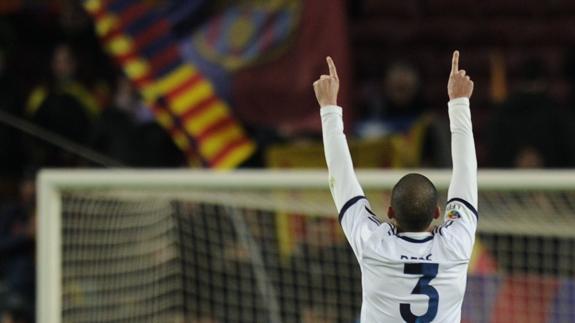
[447,210,461,220]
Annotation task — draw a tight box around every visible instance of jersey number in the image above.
[400,263,439,323]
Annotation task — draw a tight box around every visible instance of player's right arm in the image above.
[439,51,478,258]
[315,57,380,259]
[314,57,364,210]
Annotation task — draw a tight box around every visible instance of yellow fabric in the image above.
[153,65,197,95]
[214,140,256,169]
[170,81,213,115]
[107,35,131,56]
[95,15,119,36]
[276,212,293,262]
[389,115,431,168]
[154,110,173,128]
[124,59,151,81]
[26,82,102,118]
[62,82,101,117]
[199,124,243,159]
[183,102,227,135]
[26,87,47,116]
[266,137,393,169]
[171,130,191,151]
[84,0,102,12]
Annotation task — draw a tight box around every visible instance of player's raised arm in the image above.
[447,50,478,209]
[314,57,364,212]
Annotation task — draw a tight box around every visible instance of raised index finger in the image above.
[327,56,338,80]
[451,50,460,75]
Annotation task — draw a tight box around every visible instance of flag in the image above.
[0,0,57,13]
[181,0,352,135]
[231,0,352,134]
[83,0,255,168]
[0,0,22,13]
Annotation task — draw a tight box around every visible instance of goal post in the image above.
[38,169,575,323]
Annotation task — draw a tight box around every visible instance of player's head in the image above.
[388,173,439,232]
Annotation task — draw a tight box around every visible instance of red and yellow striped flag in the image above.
[83,0,255,168]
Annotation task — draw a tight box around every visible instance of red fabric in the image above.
[232,0,352,135]
[491,275,559,323]
[0,0,58,14]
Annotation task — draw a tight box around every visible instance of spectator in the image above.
[91,74,184,167]
[355,62,450,167]
[22,43,104,167]
[0,46,23,176]
[486,58,575,168]
[282,217,361,323]
[356,62,427,137]
[1,293,33,323]
[91,74,145,165]
[0,174,36,323]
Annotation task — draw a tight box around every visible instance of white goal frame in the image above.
[37,169,575,323]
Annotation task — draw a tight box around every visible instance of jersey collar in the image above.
[396,231,434,243]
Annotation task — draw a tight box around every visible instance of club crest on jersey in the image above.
[447,210,461,220]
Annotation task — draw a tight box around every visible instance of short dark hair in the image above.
[391,173,438,232]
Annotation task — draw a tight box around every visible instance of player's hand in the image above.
[313,56,339,107]
[448,50,474,100]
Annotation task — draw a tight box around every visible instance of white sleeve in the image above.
[321,105,364,211]
[439,98,478,259]
[447,97,478,207]
[321,105,381,259]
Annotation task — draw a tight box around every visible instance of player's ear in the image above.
[433,206,441,220]
[387,206,395,220]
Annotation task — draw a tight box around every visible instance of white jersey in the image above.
[321,98,477,323]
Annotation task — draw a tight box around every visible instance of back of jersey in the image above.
[347,198,477,323]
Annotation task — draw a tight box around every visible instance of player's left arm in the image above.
[439,51,478,259]
[315,57,380,259]
[447,50,477,210]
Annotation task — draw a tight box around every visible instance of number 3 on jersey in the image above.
[400,263,439,323]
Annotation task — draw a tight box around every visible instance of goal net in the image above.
[38,170,575,323]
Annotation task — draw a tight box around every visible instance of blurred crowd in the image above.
[0,0,575,322]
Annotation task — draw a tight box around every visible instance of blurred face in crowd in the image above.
[301,307,337,323]
[51,44,76,81]
[1,312,26,323]
[114,75,138,111]
[384,63,420,108]
[192,317,219,323]
[19,178,35,207]
[514,147,544,168]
